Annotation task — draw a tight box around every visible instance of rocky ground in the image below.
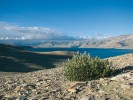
[0,54,133,100]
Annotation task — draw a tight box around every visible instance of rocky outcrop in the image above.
[0,54,133,100]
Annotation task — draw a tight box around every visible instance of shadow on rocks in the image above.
[112,66,133,76]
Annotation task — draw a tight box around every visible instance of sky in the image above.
[0,0,133,40]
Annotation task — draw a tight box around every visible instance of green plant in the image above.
[63,52,114,81]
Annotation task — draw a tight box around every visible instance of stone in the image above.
[67,88,77,93]
[32,89,37,92]
[40,97,49,99]
[36,82,41,86]
[110,77,117,81]
[80,95,95,100]
[15,86,21,91]
[27,84,36,89]
[0,95,3,100]
[121,84,130,89]
[3,94,16,100]
[45,79,51,82]
[21,84,27,87]
[19,95,27,100]
[64,95,71,99]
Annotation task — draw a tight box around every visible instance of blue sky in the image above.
[0,0,133,38]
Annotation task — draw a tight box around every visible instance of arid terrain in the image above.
[0,44,133,100]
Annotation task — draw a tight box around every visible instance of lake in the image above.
[26,48,133,58]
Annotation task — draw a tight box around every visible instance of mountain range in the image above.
[35,33,133,49]
[0,33,133,49]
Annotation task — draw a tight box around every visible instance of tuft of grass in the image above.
[64,52,114,81]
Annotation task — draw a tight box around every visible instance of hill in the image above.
[0,44,72,75]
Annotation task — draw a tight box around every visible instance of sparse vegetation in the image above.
[64,52,114,81]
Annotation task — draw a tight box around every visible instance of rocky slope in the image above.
[35,34,133,49]
[99,34,133,49]
[0,54,133,100]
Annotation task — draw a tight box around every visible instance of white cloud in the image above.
[76,34,111,40]
[0,22,111,42]
[0,22,75,40]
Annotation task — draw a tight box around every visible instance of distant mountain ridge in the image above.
[35,34,133,49]
[0,33,133,49]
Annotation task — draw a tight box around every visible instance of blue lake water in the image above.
[26,48,133,59]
